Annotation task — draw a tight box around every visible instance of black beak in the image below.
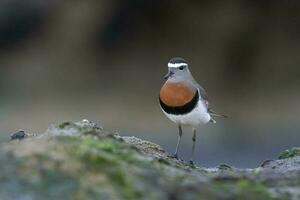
[164,71,174,79]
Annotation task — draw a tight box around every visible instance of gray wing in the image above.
[197,84,208,101]
[194,81,228,118]
[194,82,209,107]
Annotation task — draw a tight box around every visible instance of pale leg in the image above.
[190,128,196,165]
[173,125,182,159]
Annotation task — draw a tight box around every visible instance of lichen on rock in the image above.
[0,120,299,200]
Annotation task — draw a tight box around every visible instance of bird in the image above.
[159,57,227,165]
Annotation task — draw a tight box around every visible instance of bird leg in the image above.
[189,128,196,165]
[172,125,182,159]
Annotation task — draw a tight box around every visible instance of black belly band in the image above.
[159,90,199,115]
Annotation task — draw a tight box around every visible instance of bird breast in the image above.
[159,82,196,107]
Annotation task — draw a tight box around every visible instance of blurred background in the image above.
[0,0,299,168]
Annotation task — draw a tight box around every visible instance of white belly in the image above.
[161,99,211,128]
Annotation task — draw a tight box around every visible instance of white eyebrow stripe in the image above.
[168,63,188,68]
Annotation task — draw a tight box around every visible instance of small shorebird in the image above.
[159,57,226,164]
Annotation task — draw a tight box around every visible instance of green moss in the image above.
[79,137,119,153]
[58,136,145,199]
[58,121,72,129]
[278,147,300,159]
[237,179,271,197]
[208,179,277,200]
[156,158,170,165]
[175,178,279,200]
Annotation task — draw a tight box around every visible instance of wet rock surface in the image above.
[1,120,299,200]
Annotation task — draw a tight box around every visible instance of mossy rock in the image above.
[0,120,299,200]
[278,147,300,159]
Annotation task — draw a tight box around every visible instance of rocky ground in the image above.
[0,120,299,200]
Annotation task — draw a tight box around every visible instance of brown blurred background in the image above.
[0,0,300,167]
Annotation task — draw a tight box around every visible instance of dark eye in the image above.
[178,66,184,70]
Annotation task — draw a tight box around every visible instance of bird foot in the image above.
[189,160,195,167]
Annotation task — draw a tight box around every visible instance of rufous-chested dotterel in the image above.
[159,57,227,165]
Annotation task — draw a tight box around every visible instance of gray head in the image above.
[164,57,193,81]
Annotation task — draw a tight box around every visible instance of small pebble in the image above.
[10,130,26,140]
[218,164,232,170]
[260,159,274,167]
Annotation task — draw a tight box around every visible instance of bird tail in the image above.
[209,118,216,124]
[208,109,228,118]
